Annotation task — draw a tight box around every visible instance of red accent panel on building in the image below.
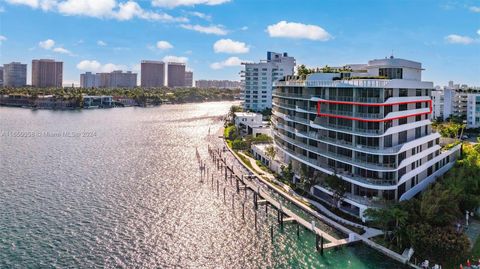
[316,99,433,123]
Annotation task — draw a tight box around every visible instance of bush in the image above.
[224,125,238,141]
[250,134,272,144]
[232,139,249,150]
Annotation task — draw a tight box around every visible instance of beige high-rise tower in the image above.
[32,59,63,88]
[141,60,165,87]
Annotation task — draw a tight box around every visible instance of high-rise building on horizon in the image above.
[80,72,100,88]
[241,51,296,112]
[32,59,63,88]
[141,60,165,88]
[167,62,186,88]
[0,67,3,87]
[184,71,193,87]
[195,80,242,89]
[271,56,461,220]
[97,70,137,88]
[3,62,27,88]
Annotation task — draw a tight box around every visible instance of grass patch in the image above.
[236,152,256,172]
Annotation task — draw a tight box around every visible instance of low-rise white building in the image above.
[234,112,271,137]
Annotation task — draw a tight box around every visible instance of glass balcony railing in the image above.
[275,132,397,170]
[274,140,397,186]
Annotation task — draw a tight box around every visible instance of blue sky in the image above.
[0,0,479,86]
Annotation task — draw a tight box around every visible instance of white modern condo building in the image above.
[241,52,295,112]
[431,86,480,128]
[271,57,461,220]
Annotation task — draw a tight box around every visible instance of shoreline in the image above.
[0,98,238,111]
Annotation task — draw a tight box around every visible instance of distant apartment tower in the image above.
[80,72,100,88]
[167,62,186,88]
[141,60,165,87]
[241,51,296,111]
[184,71,193,87]
[0,67,3,87]
[467,94,480,128]
[432,86,480,127]
[3,62,27,87]
[195,80,242,89]
[32,59,63,88]
[98,71,137,88]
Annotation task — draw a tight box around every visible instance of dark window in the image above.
[384,135,392,147]
[415,127,422,138]
[399,151,407,164]
[399,88,408,97]
[399,117,407,125]
[399,104,408,111]
[379,68,403,79]
[398,131,407,144]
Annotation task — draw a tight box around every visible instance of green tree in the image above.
[324,174,349,208]
[280,162,294,182]
[419,184,460,226]
[265,145,276,161]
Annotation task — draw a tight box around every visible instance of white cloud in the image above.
[6,0,188,22]
[180,24,227,35]
[39,39,55,49]
[53,47,72,55]
[266,21,332,41]
[156,40,173,50]
[240,26,248,31]
[213,39,249,54]
[469,6,480,12]
[101,63,127,72]
[58,0,115,17]
[188,11,210,20]
[76,60,127,72]
[77,60,102,71]
[163,55,188,63]
[151,0,230,8]
[210,56,243,69]
[445,34,474,44]
[97,40,107,46]
[0,35,7,45]
[5,0,39,9]
[477,29,480,36]
[38,38,74,55]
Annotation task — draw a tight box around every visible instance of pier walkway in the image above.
[203,127,412,264]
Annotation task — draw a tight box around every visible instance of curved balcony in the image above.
[274,140,398,188]
[273,118,440,156]
[310,118,432,137]
[275,131,397,171]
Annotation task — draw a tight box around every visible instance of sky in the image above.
[0,0,479,87]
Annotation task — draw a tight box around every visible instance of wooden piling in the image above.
[320,235,324,256]
[242,202,245,220]
[297,221,300,238]
[270,225,274,243]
